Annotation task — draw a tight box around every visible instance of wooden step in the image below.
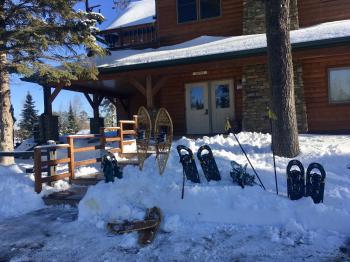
[43,187,88,206]
[71,173,104,186]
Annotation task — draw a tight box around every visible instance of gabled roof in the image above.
[105,0,155,30]
[94,20,350,72]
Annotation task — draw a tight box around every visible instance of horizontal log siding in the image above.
[299,0,350,28]
[302,54,350,133]
[157,62,242,134]
[156,0,243,46]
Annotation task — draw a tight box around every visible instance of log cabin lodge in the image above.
[28,0,350,141]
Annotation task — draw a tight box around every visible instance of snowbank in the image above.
[0,165,44,219]
[79,133,350,238]
[95,20,350,69]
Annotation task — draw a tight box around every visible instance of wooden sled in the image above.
[136,107,173,175]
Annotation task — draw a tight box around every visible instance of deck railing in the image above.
[33,115,138,193]
[104,23,158,49]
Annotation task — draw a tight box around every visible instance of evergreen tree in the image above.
[66,104,79,135]
[18,92,38,139]
[0,0,105,165]
[265,0,300,157]
[101,98,117,127]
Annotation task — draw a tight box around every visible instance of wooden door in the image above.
[210,80,235,134]
[185,83,210,134]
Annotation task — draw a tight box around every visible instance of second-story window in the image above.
[177,0,197,23]
[177,0,221,23]
[200,0,221,19]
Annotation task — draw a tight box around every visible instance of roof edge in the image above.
[98,36,350,74]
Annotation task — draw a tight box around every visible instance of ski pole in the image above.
[181,168,185,199]
[268,108,279,195]
[225,118,266,190]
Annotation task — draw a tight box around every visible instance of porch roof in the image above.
[93,20,350,73]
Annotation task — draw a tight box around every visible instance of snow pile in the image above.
[105,0,155,30]
[0,165,44,219]
[15,137,37,152]
[79,133,350,240]
[95,20,350,68]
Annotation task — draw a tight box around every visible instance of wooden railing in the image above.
[33,116,138,193]
[104,23,158,50]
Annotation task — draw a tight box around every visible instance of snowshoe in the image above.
[101,152,123,183]
[138,207,162,246]
[286,160,305,200]
[197,145,221,182]
[305,163,326,204]
[230,161,255,188]
[177,145,200,183]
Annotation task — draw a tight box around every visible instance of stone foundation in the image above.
[243,0,299,35]
[242,64,308,133]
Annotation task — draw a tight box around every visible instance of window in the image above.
[177,0,197,23]
[215,84,230,108]
[190,87,204,110]
[329,68,350,103]
[177,0,221,23]
[200,0,221,19]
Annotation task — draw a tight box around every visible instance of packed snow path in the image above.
[0,207,348,261]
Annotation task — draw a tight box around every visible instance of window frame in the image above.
[176,0,222,24]
[328,67,350,104]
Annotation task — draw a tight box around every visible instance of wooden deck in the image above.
[43,158,140,206]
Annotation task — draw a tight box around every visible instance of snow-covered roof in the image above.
[105,0,155,30]
[95,20,350,70]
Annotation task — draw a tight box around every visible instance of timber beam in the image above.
[128,75,168,108]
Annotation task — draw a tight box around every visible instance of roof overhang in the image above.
[98,36,350,74]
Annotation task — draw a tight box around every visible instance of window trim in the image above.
[328,67,350,104]
[176,0,222,24]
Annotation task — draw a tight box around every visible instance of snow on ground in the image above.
[77,132,350,260]
[0,165,44,219]
[94,20,350,69]
[1,133,350,260]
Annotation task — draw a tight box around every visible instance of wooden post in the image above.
[120,122,124,153]
[146,75,153,108]
[67,137,75,181]
[47,140,57,182]
[43,86,52,115]
[34,147,42,193]
[133,115,138,130]
[100,127,105,151]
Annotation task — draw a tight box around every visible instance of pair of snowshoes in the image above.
[230,161,255,188]
[101,152,123,183]
[177,145,221,183]
[286,160,326,204]
[107,207,162,246]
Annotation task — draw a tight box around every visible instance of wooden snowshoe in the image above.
[154,108,173,175]
[305,163,326,204]
[107,219,159,235]
[286,160,305,201]
[177,145,200,183]
[197,145,221,182]
[138,207,162,246]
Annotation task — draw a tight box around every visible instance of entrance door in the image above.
[185,83,210,134]
[210,80,235,134]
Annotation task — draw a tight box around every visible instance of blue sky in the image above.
[10,0,118,120]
